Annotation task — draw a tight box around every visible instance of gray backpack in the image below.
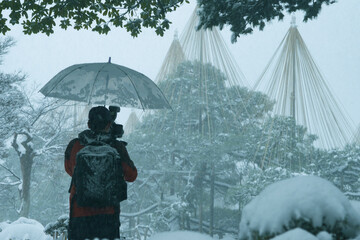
[73,141,127,207]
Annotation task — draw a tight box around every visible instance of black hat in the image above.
[88,106,112,132]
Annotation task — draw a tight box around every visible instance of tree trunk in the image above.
[12,132,35,218]
[209,162,215,236]
[20,153,33,217]
[170,152,176,195]
[199,183,203,233]
[195,161,207,233]
[129,217,134,238]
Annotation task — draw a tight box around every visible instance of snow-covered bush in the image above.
[148,230,214,240]
[351,200,360,216]
[239,176,360,239]
[0,220,10,232]
[44,214,69,237]
[270,228,333,240]
[0,217,51,240]
[270,228,318,240]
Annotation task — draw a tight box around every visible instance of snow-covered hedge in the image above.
[239,175,360,239]
[148,230,218,240]
[0,217,51,240]
[44,214,68,237]
[270,228,318,240]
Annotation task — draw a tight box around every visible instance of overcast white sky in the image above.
[1,0,359,128]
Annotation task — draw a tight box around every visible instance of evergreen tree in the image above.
[197,0,337,42]
[317,144,360,199]
[0,0,188,36]
[124,61,273,236]
[0,0,334,38]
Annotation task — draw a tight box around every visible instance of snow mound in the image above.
[44,214,69,236]
[149,231,214,240]
[316,231,333,240]
[11,217,44,228]
[0,220,11,231]
[239,175,360,239]
[221,233,236,240]
[270,228,317,240]
[350,200,360,216]
[0,217,51,240]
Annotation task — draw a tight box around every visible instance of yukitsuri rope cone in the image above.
[253,18,354,150]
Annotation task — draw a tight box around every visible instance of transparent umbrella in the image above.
[40,58,171,110]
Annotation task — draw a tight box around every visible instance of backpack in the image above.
[72,141,127,207]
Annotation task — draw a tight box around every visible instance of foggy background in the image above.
[0,0,359,126]
[1,1,360,239]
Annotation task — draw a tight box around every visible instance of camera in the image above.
[109,106,124,139]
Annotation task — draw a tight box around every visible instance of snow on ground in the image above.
[270,228,318,240]
[0,220,10,231]
[148,230,215,240]
[239,175,360,239]
[0,217,51,240]
[351,200,360,216]
[316,231,333,240]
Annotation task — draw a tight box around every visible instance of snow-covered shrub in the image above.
[148,230,214,240]
[0,220,10,232]
[270,228,318,240]
[316,231,333,240]
[0,217,51,240]
[44,214,68,237]
[239,176,360,239]
[351,200,360,216]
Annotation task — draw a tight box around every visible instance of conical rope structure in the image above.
[72,102,91,132]
[124,6,259,236]
[179,8,249,88]
[155,31,186,83]
[253,24,355,149]
[354,124,360,146]
[124,111,140,136]
[146,7,250,140]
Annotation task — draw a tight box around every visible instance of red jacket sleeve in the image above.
[113,141,138,182]
[64,138,84,177]
[122,161,138,182]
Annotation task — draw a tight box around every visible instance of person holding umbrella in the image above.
[65,106,137,240]
[40,59,171,239]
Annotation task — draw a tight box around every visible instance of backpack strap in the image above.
[68,177,74,193]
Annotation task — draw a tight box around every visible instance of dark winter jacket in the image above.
[65,129,137,218]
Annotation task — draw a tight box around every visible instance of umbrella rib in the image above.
[113,66,171,110]
[113,65,146,110]
[42,66,82,94]
[148,80,172,110]
[88,63,108,104]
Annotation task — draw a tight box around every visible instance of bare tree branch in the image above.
[0,163,21,181]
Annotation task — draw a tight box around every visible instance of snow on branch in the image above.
[345,192,360,197]
[35,127,64,155]
[11,131,33,157]
[120,203,159,218]
[0,180,21,186]
[0,163,21,182]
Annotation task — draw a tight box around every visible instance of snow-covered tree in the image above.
[124,61,274,236]
[123,60,323,238]
[0,37,26,220]
[197,0,337,42]
[317,144,360,199]
[0,46,75,221]
[22,98,75,223]
[8,91,71,219]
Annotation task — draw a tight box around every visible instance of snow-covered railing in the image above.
[45,214,68,240]
[51,230,67,240]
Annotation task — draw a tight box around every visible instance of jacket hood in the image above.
[78,129,113,145]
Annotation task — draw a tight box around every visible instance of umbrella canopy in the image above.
[40,60,171,110]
